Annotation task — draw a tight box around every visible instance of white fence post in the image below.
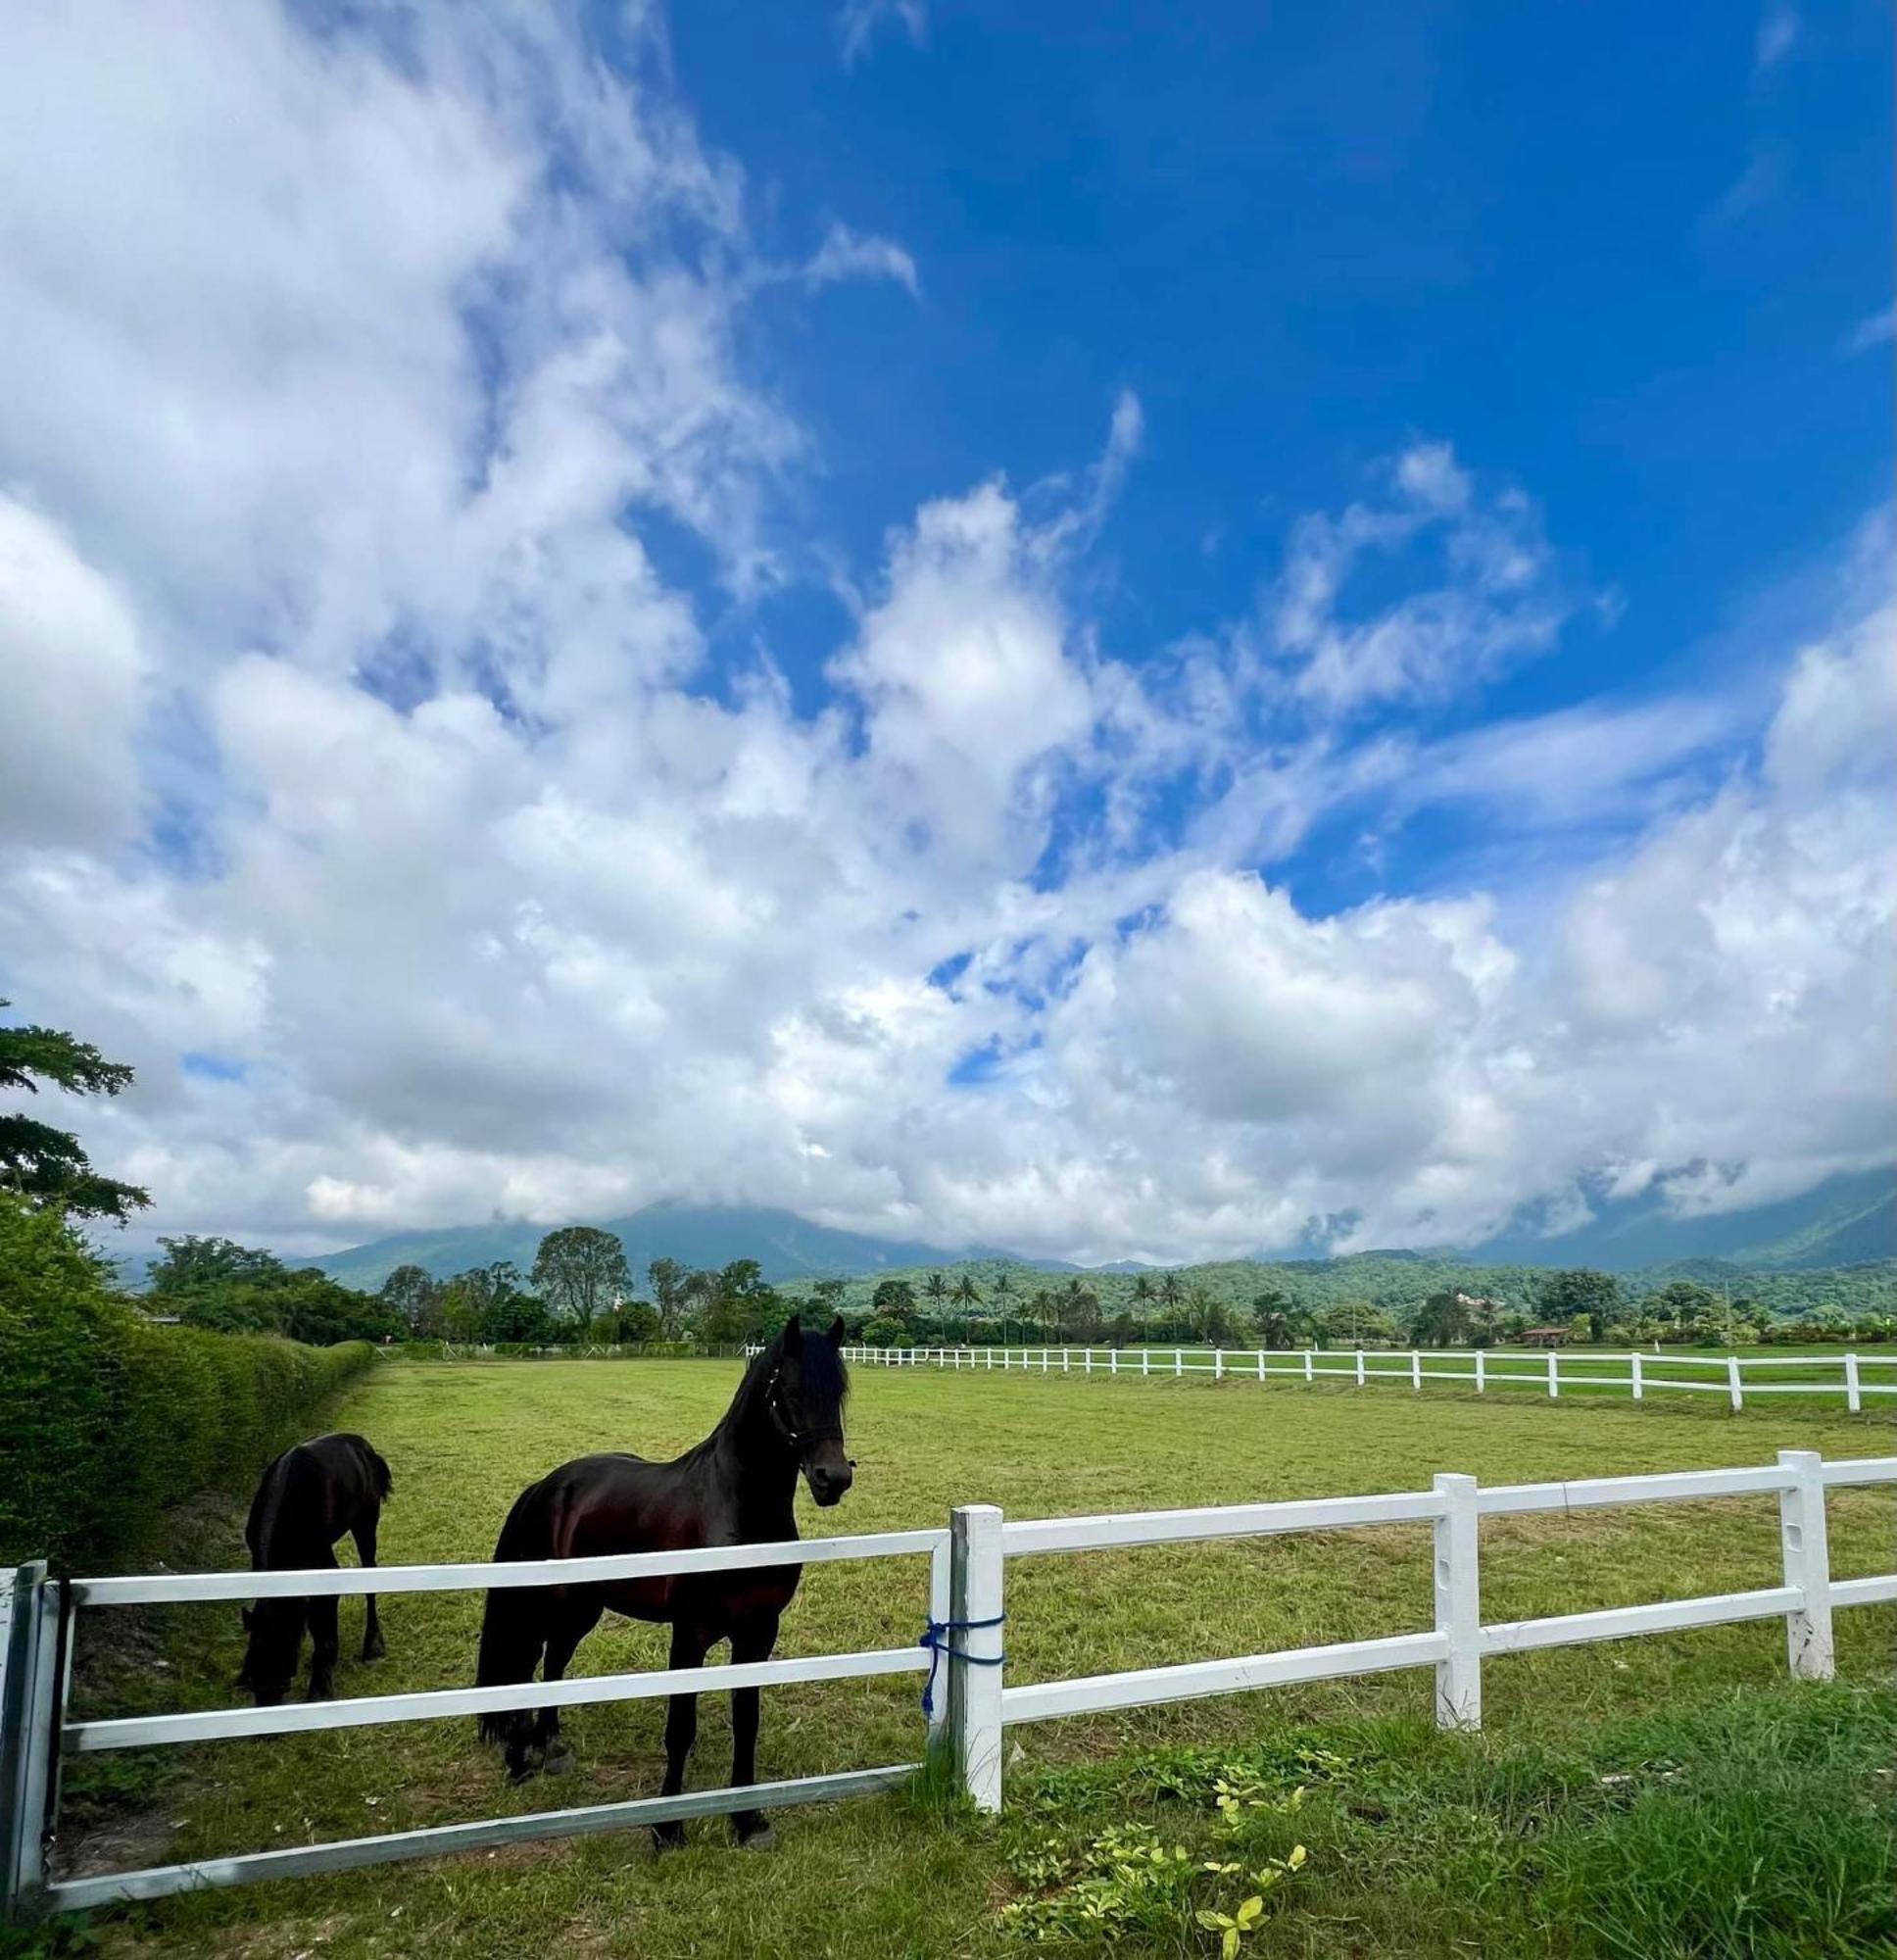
[1776,1450,1834,1681]
[1214,1348,1224,1381]
[1845,1352,1862,1414]
[1302,1348,1314,1387]
[1354,1348,1366,1388]
[1142,1348,1150,1377]
[1175,1348,1183,1378]
[948,1505,1005,1813]
[1256,1348,1266,1382]
[1110,1348,1118,1376]
[1084,1349,1092,1375]
[1432,1476,1482,1730]
[1727,1356,1743,1412]
[1630,1351,1643,1401]
[1475,1349,1485,1395]
[1410,1349,1422,1392]
[1546,1351,1559,1399]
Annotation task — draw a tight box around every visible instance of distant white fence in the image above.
[835,1344,1897,1413]
[4,1450,1893,1919]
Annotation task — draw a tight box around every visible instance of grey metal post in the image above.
[1,1563,59,1922]
[948,1506,1004,1813]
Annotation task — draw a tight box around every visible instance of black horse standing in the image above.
[474,1315,852,1848]
[238,1432,391,1705]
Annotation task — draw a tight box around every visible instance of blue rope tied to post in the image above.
[919,1614,1005,1718]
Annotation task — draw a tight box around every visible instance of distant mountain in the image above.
[302,1202,1030,1293]
[1458,1166,1895,1273]
[299,1167,1895,1298]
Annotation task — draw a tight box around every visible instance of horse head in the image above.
[237,1598,307,1705]
[769,1315,853,1506]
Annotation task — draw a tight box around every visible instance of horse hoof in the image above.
[543,1740,575,1776]
[733,1821,776,1852]
[306,1683,335,1704]
[362,1640,386,1663]
[652,1826,687,1855]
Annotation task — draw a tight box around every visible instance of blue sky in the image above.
[0,0,1890,1261]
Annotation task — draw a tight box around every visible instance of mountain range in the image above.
[302,1166,1894,1294]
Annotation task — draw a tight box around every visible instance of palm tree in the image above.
[924,1271,950,1312]
[952,1273,981,1336]
[991,1268,1015,1343]
[1132,1272,1156,1344]
[1159,1269,1186,1340]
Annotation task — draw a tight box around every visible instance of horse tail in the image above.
[365,1443,393,1501]
[474,1479,553,1742]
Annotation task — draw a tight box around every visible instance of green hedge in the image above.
[0,1196,378,1573]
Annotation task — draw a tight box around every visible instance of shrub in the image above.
[0,1195,377,1572]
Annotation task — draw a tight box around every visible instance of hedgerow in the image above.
[0,1195,377,1573]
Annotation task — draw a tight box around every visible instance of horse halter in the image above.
[761,1363,848,1456]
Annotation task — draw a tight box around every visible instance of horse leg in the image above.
[653,1619,712,1852]
[352,1510,385,1662]
[306,1592,340,1700]
[727,1612,782,1849]
[533,1594,604,1776]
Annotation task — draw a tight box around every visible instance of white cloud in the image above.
[0,1,1888,1266]
[0,498,147,850]
[800,223,920,297]
[1270,443,1571,717]
[1756,6,1799,74]
[837,0,926,69]
[1842,302,1897,356]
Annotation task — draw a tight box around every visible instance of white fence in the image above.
[835,1344,1897,1412]
[4,1449,1893,1920]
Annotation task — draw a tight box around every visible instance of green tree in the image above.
[1059,1277,1102,1340]
[1251,1288,1301,1348]
[1317,1298,1398,1347]
[378,1263,440,1333]
[991,1269,1015,1340]
[1131,1272,1156,1339]
[648,1256,691,1339]
[952,1273,982,1323]
[1534,1269,1622,1328]
[0,1003,151,1221]
[924,1271,950,1313]
[148,1235,396,1343]
[1409,1290,1476,1348]
[1158,1269,1186,1330]
[870,1277,918,1321]
[702,1259,780,1344]
[531,1227,630,1326]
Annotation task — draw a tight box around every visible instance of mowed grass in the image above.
[56,1360,1897,1959]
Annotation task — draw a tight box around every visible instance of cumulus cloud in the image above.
[0,498,148,850]
[0,1,1889,1264]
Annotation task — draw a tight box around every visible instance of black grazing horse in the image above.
[474,1315,852,1848]
[238,1432,391,1705]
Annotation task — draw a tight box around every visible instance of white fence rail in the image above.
[832,1344,1897,1412]
[4,1450,1893,1919]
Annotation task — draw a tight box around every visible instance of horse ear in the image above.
[827,1314,846,1348]
[782,1313,803,1349]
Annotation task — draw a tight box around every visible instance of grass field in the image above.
[48,1359,1897,1959]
